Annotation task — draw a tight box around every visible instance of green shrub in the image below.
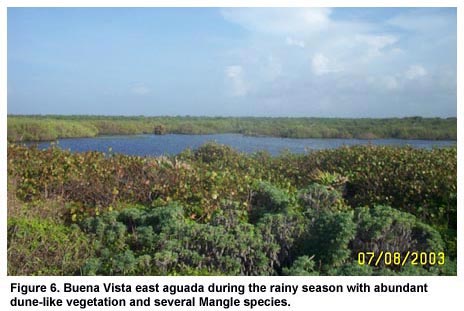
[282,256,319,276]
[299,210,356,270]
[326,260,373,276]
[352,205,446,274]
[80,203,279,275]
[298,183,345,213]
[8,217,92,275]
[352,205,444,256]
[257,213,306,271]
[249,181,292,223]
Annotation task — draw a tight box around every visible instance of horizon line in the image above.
[7,114,457,119]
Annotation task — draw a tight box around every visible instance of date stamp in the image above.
[357,251,445,267]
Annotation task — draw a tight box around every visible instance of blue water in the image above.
[29,134,456,157]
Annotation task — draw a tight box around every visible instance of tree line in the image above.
[7,115,457,142]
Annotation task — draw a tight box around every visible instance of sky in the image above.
[7,7,457,117]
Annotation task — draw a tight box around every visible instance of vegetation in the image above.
[7,143,456,275]
[8,115,457,142]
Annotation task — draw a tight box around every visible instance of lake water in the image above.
[30,134,456,157]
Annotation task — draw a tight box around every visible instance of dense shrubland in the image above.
[8,115,456,141]
[7,143,456,275]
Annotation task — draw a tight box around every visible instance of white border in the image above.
[0,0,461,8]
[1,1,462,310]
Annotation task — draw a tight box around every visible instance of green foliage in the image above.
[300,210,356,270]
[79,203,279,275]
[7,142,456,276]
[160,218,277,276]
[210,201,249,229]
[293,146,457,228]
[352,205,444,255]
[191,142,242,164]
[326,261,374,276]
[9,143,456,228]
[8,115,457,142]
[7,216,92,275]
[351,205,448,275]
[257,213,306,270]
[249,181,293,223]
[310,169,348,191]
[298,183,346,213]
[282,256,319,276]
[432,258,457,276]
[8,118,99,141]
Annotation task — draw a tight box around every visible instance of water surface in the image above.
[30,134,456,157]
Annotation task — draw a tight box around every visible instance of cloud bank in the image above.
[220,8,456,117]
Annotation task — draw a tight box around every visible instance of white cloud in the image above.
[311,53,342,75]
[131,85,151,95]
[405,65,427,80]
[221,8,332,36]
[355,34,398,58]
[286,37,305,48]
[218,8,455,116]
[225,65,248,96]
[366,65,427,92]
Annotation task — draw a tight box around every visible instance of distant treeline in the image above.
[7,115,457,142]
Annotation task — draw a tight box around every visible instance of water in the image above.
[29,134,456,157]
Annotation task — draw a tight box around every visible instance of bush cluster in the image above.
[7,143,456,275]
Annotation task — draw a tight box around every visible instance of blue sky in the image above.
[8,7,456,117]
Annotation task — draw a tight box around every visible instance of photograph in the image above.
[7,7,457,276]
